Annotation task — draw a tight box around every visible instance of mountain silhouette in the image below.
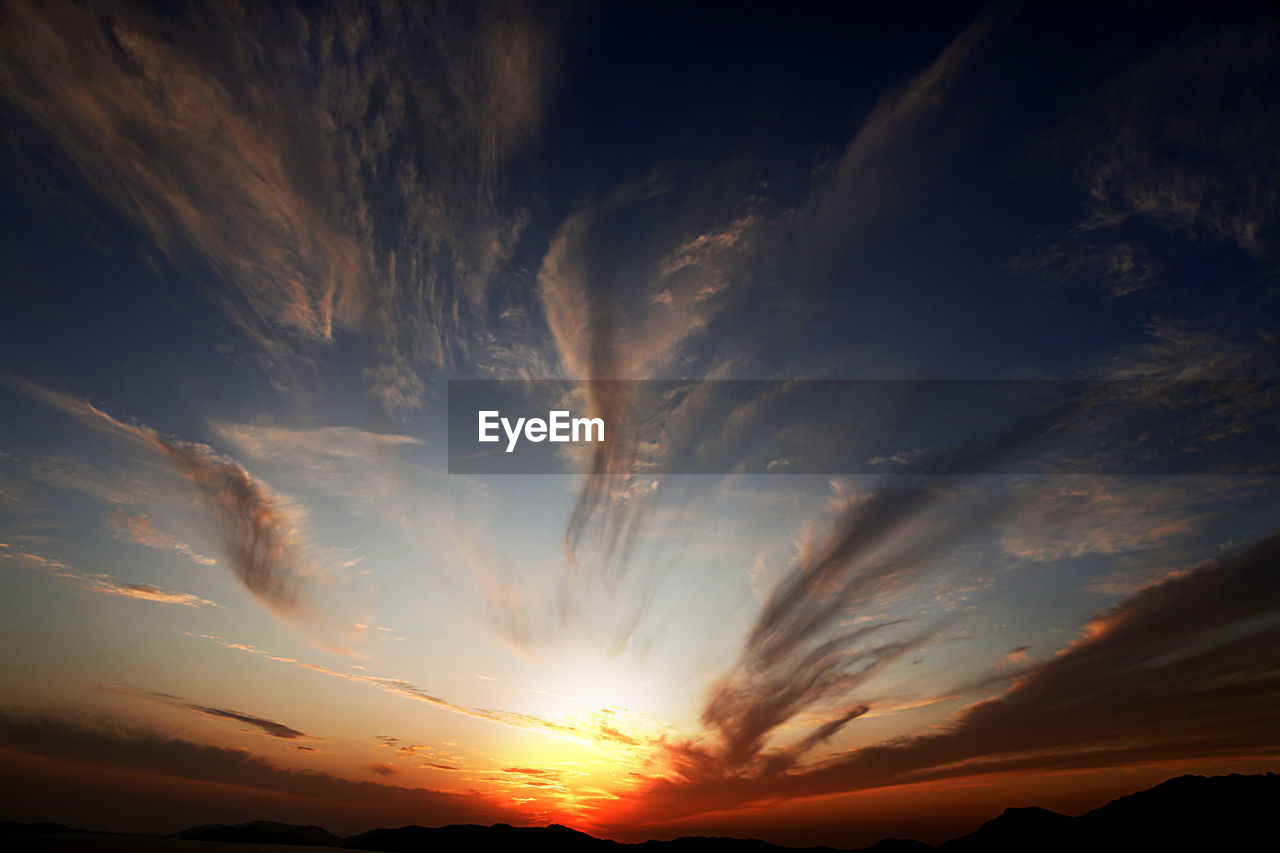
[343,822,613,852]
[936,773,1280,853]
[1,773,1276,851]
[173,820,342,846]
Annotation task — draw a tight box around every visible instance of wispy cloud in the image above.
[9,378,350,636]
[191,632,665,756]
[1,546,215,609]
[1016,24,1278,296]
[1075,25,1278,256]
[107,686,311,741]
[797,14,989,279]
[374,736,464,772]
[69,575,216,608]
[537,182,769,571]
[1001,646,1030,666]
[0,710,525,831]
[534,15,991,583]
[0,1,365,360]
[106,508,216,567]
[604,530,1280,830]
[997,477,1201,563]
[620,384,1196,782]
[211,423,422,509]
[0,1,558,409]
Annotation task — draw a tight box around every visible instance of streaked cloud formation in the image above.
[1,546,216,609]
[0,710,524,834]
[108,685,311,741]
[193,632,665,756]
[604,529,1280,829]
[107,509,216,567]
[8,378,343,635]
[0,0,555,408]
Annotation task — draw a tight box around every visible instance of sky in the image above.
[1,0,1279,847]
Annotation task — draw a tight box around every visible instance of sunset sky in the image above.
[2,1,1279,848]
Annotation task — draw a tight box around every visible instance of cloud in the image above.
[1009,241,1160,298]
[997,477,1202,563]
[678,392,1102,774]
[23,450,154,507]
[107,509,216,567]
[158,444,319,620]
[214,425,422,463]
[0,1,558,410]
[1017,23,1279,296]
[1101,318,1275,382]
[70,575,216,608]
[569,332,1279,825]
[1076,25,1279,255]
[1,546,216,609]
[532,14,991,584]
[9,379,347,635]
[0,709,525,833]
[109,686,310,741]
[601,370,1273,801]
[0,1,365,358]
[211,423,422,509]
[797,14,989,279]
[193,633,665,756]
[1002,646,1030,666]
[603,529,1280,829]
[536,182,768,569]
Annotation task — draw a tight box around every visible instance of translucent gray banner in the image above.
[447,380,1279,475]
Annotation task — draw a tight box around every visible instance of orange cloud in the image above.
[597,531,1280,830]
[71,575,216,608]
[107,508,216,566]
[0,710,526,835]
[192,633,665,757]
[9,379,356,640]
[0,546,215,609]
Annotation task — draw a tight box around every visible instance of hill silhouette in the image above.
[936,772,1280,852]
[174,820,342,846]
[0,773,1275,852]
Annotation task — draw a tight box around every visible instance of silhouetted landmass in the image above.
[0,820,89,836]
[1077,773,1278,850]
[937,773,1280,852]
[630,835,843,853]
[937,805,1073,852]
[856,842,932,853]
[174,821,341,846]
[343,822,613,852]
[2,773,1276,852]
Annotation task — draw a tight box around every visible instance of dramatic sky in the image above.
[2,1,1279,847]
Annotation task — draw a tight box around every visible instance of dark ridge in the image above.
[855,841,933,853]
[633,836,846,852]
[0,820,89,835]
[936,772,1280,853]
[173,820,342,846]
[1075,772,1280,848]
[341,821,621,852]
[3,773,1278,851]
[938,805,1072,852]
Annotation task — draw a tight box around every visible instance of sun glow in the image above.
[477,649,676,823]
